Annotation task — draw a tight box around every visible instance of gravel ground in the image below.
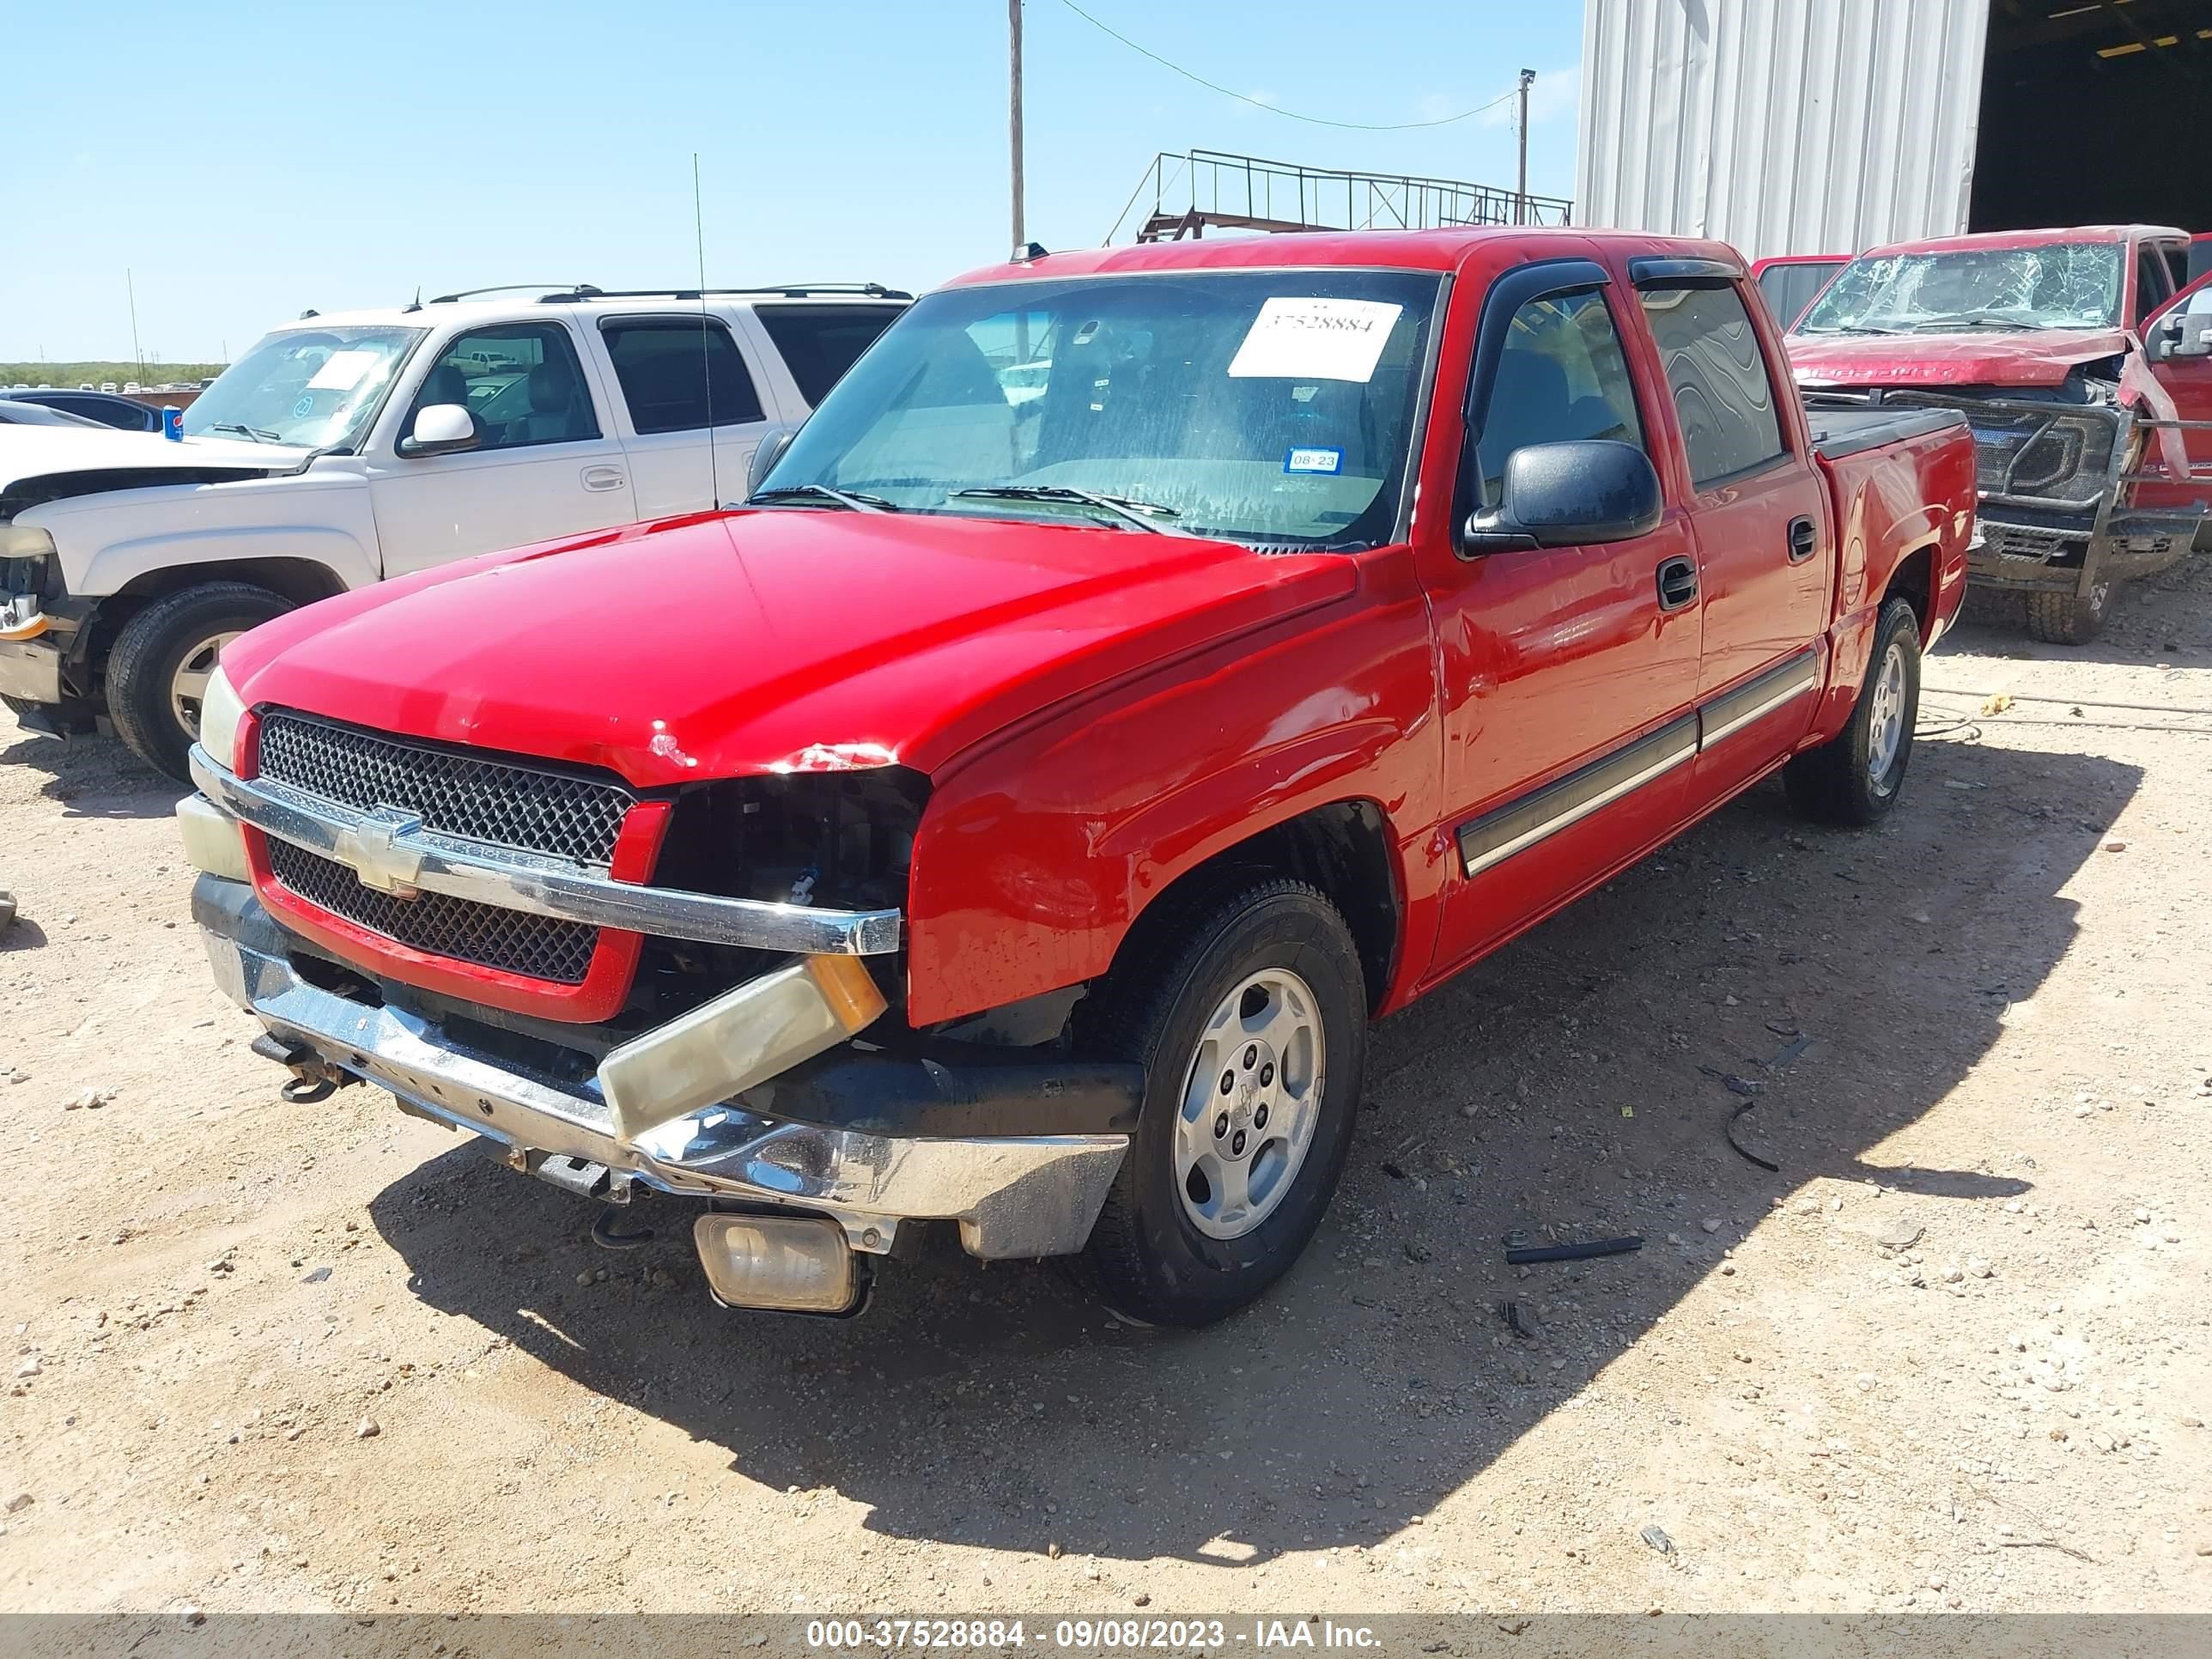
[2,558,2209,1620]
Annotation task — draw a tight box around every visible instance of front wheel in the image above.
[1076,878,1367,1327]
[1784,595,1923,827]
[105,582,290,781]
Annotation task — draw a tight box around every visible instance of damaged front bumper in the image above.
[191,874,1133,1278]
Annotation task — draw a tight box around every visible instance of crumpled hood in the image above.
[223,508,1357,788]
[0,426,308,495]
[1785,325,2132,388]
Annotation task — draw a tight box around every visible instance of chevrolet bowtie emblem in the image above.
[332,808,427,896]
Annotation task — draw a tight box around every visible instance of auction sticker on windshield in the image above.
[307,349,382,392]
[1229,298,1402,382]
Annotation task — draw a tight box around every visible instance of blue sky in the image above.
[2,0,1583,363]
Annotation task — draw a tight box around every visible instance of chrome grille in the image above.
[257,712,633,866]
[267,836,599,984]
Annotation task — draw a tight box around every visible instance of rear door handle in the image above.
[580,465,626,492]
[1656,556,1699,612]
[1787,515,1818,562]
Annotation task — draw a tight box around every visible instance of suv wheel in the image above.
[106,583,289,781]
[1784,596,1923,827]
[1076,878,1366,1327]
[2025,580,2112,645]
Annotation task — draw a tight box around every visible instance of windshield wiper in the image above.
[1801,324,1910,337]
[951,484,1186,535]
[1905,316,2030,332]
[745,483,898,513]
[205,422,283,443]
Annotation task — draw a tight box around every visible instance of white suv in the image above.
[0,281,908,777]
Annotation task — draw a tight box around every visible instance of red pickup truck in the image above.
[179,230,1976,1327]
[1788,226,2212,642]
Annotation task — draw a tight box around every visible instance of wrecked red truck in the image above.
[1789,226,2212,642]
[179,229,1976,1326]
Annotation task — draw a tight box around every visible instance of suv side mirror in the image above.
[744,424,800,500]
[398,403,478,458]
[1459,440,1663,554]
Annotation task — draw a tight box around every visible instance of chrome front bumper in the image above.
[194,878,1128,1260]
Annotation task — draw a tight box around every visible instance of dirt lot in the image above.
[3,563,2211,1621]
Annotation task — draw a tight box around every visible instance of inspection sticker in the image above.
[1228,297,1402,382]
[1284,446,1344,475]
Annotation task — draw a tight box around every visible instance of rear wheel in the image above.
[1784,596,1922,827]
[2025,580,2112,645]
[1076,878,1366,1327]
[105,582,289,781]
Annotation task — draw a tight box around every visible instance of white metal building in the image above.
[1577,0,2212,261]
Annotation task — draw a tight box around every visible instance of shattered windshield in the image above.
[181,325,423,450]
[1795,243,2123,336]
[756,270,1442,550]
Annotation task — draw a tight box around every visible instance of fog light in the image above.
[693,1213,857,1314]
[176,793,251,883]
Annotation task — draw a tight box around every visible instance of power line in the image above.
[1053,0,1522,131]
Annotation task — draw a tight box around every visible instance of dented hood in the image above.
[223,508,1357,788]
[1785,326,2131,388]
[0,426,308,495]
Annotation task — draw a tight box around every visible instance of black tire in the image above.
[1784,596,1923,827]
[2025,580,2112,645]
[1074,877,1367,1327]
[105,582,289,781]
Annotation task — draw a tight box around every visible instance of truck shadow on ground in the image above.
[0,728,178,822]
[369,737,2135,1568]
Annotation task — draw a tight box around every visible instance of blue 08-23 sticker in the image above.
[1283,446,1344,475]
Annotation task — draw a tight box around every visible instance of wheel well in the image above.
[109,558,348,611]
[1886,544,1936,640]
[1132,800,1402,1014]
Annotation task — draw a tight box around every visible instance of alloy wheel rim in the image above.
[1172,967,1327,1240]
[170,631,242,738]
[1866,640,1907,784]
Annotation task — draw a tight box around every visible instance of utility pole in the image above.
[1009,0,1026,254]
[1514,69,1535,225]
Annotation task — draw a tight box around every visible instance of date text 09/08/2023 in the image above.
[805,1619,1383,1650]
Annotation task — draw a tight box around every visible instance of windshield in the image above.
[1796,243,2123,336]
[181,325,423,449]
[757,270,1443,549]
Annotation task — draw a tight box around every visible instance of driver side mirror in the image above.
[2149,300,2212,364]
[743,424,801,501]
[1458,440,1664,555]
[398,403,478,458]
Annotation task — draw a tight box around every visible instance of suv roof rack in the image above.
[425,283,603,304]
[530,282,914,303]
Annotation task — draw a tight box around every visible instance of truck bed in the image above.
[1804,404,1968,460]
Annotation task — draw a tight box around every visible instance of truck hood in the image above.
[0,427,310,496]
[1785,326,2131,388]
[223,508,1358,788]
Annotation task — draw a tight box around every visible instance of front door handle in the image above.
[1656,555,1699,612]
[580,465,626,492]
[1787,515,1818,563]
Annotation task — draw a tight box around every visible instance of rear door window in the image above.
[599,318,765,433]
[1637,284,1787,488]
[752,305,904,406]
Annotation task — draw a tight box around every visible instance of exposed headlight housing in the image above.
[198,664,246,772]
[0,525,57,561]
